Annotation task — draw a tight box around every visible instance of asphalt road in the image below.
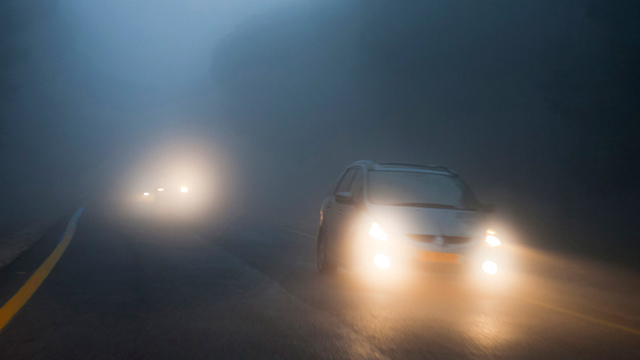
[0,209,639,359]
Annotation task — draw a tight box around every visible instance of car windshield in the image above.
[367,170,479,210]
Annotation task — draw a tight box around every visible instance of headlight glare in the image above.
[482,260,498,275]
[485,235,501,247]
[369,222,388,241]
[374,254,391,269]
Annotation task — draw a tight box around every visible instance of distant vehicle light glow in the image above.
[143,192,150,196]
[486,229,496,235]
[374,254,391,269]
[482,260,498,275]
[369,222,388,241]
[180,186,189,193]
[157,188,165,192]
[485,235,501,247]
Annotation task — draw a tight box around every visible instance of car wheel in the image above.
[317,228,336,275]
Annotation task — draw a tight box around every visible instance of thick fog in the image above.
[1,1,638,263]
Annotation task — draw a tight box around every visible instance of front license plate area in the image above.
[419,251,459,264]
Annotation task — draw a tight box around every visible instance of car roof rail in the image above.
[351,160,377,169]
[348,161,456,174]
[377,163,454,173]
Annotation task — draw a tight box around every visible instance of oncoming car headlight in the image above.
[485,229,501,247]
[369,222,388,241]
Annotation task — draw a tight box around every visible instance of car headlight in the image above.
[180,186,189,193]
[369,222,388,241]
[482,260,498,274]
[373,254,391,269]
[485,229,501,247]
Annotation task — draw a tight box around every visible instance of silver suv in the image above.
[317,161,503,276]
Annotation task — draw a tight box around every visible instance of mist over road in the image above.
[0,209,638,359]
[2,1,640,358]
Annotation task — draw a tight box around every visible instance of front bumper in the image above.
[355,236,508,276]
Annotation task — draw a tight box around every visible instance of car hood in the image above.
[366,204,485,237]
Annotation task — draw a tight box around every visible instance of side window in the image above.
[334,168,357,194]
[350,170,364,202]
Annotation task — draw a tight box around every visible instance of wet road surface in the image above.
[0,209,639,359]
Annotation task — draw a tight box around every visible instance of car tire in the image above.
[317,228,337,275]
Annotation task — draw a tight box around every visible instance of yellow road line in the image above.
[0,208,83,332]
[520,297,640,336]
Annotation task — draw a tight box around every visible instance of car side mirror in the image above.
[335,191,354,205]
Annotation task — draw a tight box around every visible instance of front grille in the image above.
[405,234,436,243]
[405,234,471,245]
[445,236,471,244]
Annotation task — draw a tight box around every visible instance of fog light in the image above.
[482,260,498,275]
[374,254,391,269]
[180,186,189,193]
[143,192,150,196]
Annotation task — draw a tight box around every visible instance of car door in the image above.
[332,168,364,263]
[324,168,358,258]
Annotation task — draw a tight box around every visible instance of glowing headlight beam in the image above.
[369,222,388,241]
[180,186,189,193]
[374,254,391,269]
[157,188,165,192]
[143,192,150,196]
[482,260,498,275]
[485,235,501,247]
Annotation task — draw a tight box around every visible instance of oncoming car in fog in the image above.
[317,161,505,277]
[134,183,199,221]
[141,186,189,198]
[138,185,191,205]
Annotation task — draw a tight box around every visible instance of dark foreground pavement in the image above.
[0,209,639,359]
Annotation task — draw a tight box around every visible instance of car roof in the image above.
[349,160,455,175]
